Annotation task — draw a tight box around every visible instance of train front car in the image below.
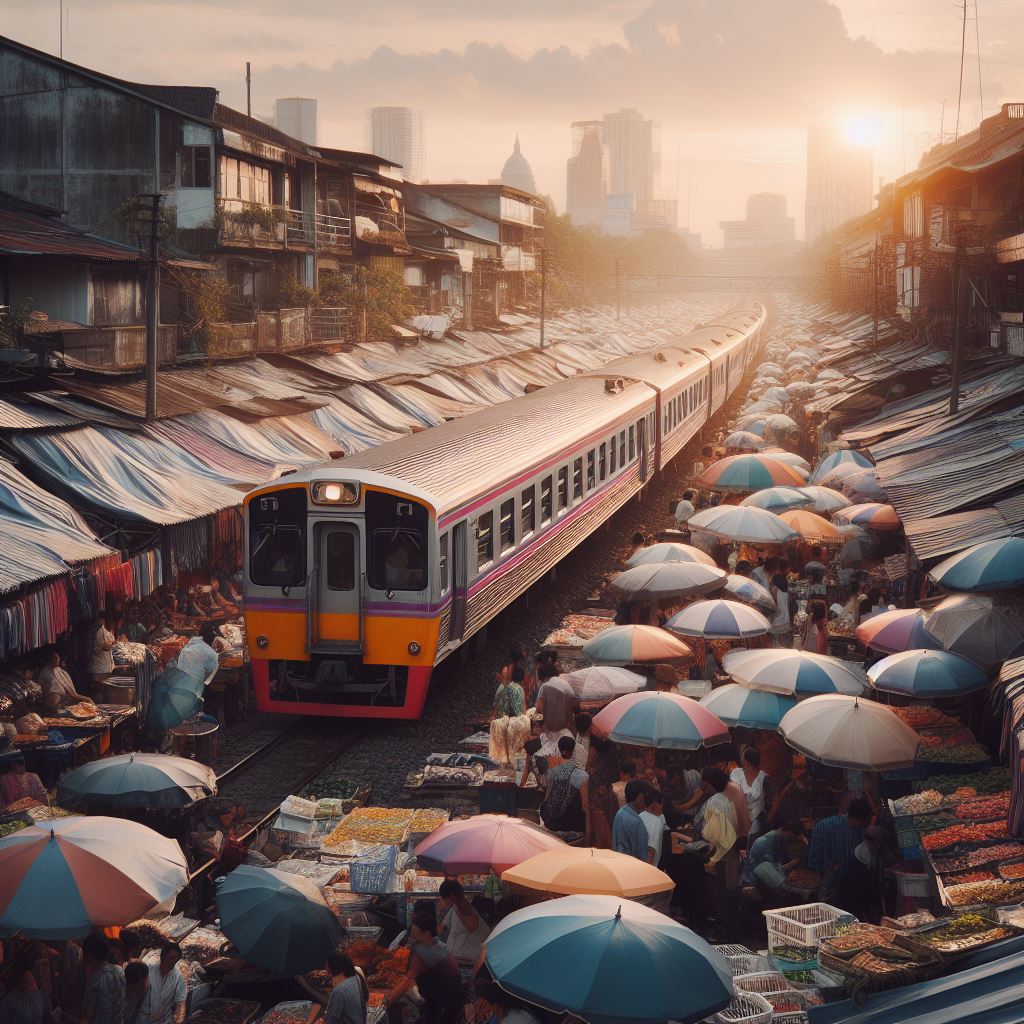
[243,470,440,719]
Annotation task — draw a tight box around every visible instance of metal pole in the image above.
[246,62,252,118]
[539,247,547,349]
[950,249,967,415]
[872,245,879,348]
[615,258,621,321]
[144,193,162,423]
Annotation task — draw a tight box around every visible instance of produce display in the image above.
[914,915,1013,953]
[185,1000,260,1024]
[883,911,935,930]
[922,821,1008,851]
[261,1005,312,1024]
[965,842,1024,867]
[998,862,1024,880]
[916,770,1009,795]
[944,870,995,885]
[893,706,958,729]
[420,765,483,786]
[409,808,450,834]
[4,797,42,813]
[954,794,1010,820]
[323,807,413,846]
[543,614,614,647]
[0,820,28,839]
[922,743,989,764]
[943,880,1024,908]
[891,790,945,816]
[299,773,359,801]
[779,969,815,985]
[771,944,817,963]
[68,701,100,719]
[180,927,227,966]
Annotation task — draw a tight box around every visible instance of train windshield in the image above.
[249,488,307,588]
[366,491,429,592]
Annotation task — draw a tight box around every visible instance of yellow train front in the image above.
[243,470,441,719]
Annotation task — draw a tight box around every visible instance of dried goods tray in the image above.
[817,945,941,995]
[937,875,1024,910]
[894,912,1022,958]
[186,998,261,1024]
[819,927,897,958]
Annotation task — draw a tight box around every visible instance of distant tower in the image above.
[566,121,607,227]
[370,106,425,183]
[500,135,538,194]
[274,98,317,145]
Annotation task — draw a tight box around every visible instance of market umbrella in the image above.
[739,486,813,512]
[563,666,646,703]
[0,816,188,939]
[146,665,205,731]
[776,509,847,546]
[834,502,902,532]
[722,574,776,613]
[867,649,990,698]
[592,692,731,750]
[924,594,1024,666]
[842,468,887,502]
[688,505,798,545]
[217,865,342,976]
[816,369,844,381]
[762,413,798,435]
[665,598,770,639]
[741,400,781,418]
[627,542,716,568]
[722,648,866,696]
[785,381,818,398]
[610,561,727,601]
[583,625,694,665]
[502,847,674,899]
[818,462,864,489]
[928,537,1024,592]
[761,449,812,472]
[778,694,920,771]
[414,815,566,874]
[485,894,732,1024]
[794,485,852,515]
[724,430,766,452]
[699,683,797,729]
[739,418,768,437]
[57,753,217,809]
[811,449,872,484]
[760,386,791,406]
[759,362,786,377]
[697,454,807,493]
[855,608,941,654]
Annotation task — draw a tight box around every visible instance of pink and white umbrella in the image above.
[592,692,731,750]
[414,815,566,874]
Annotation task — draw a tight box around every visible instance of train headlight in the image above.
[311,481,359,505]
[408,641,421,655]
[256,635,270,650]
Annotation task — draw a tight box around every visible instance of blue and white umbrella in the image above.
[794,485,852,515]
[811,449,872,484]
[867,649,990,698]
[699,683,797,729]
[665,599,771,639]
[592,692,731,750]
[928,537,1024,593]
[740,486,814,512]
[722,648,866,697]
[723,574,776,613]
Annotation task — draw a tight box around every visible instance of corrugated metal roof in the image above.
[903,507,1013,560]
[0,206,141,262]
[0,398,79,431]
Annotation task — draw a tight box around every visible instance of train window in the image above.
[557,467,569,511]
[573,458,583,500]
[439,533,449,593]
[586,451,596,490]
[619,431,626,466]
[599,443,607,481]
[664,409,669,432]
[499,499,515,553]
[541,476,553,523]
[610,438,617,474]
[682,391,688,417]
[325,531,355,591]
[476,510,494,570]
[366,492,428,592]
[628,426,636,460]
[521,485,535,538]
[249,487,307,588]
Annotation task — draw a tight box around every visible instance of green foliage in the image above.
[321,262,413,341]
[178,272,232,351]
[227,204,282,234]
[270,271,319,311]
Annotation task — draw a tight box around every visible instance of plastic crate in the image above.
[894,870,931,900]
[713,944,754,957]
[713,993,773,1024]
[726,954,771,977]
[734,973,806,1014]
[349,844,399,894]
[763,903,853,948]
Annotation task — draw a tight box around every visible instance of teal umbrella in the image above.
[217,865,342,976]
[57,753,217,809]
[868,649,990,698]
[485,894,732,1024]
[811,448,872,483]
[928,537,1024,593]
[146,666,204,731]
[699,683,797,728]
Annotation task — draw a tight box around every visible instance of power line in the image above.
[974,0,984,120]
[955,0,968,141]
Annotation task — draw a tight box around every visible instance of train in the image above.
[242,302,767,719]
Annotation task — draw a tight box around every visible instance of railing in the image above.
[218,197,286,246]
[354,206,407,249]
[315,212,352,253]
[309,307,350,342]
[501,245,537,272]
[284,208,315,246]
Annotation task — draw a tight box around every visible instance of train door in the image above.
[312,521,363,652]
[637,417,649,482]
[449,520,469,643]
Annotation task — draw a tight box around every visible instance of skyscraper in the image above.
[601,108,657,207]
[275,98,317,145]
[720,193,796,248]
[370,107,424,183]
[805,122,874,241]
[566,121,607,227]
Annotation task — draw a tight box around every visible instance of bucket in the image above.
[170,714,220,764]
[99,677,135,706]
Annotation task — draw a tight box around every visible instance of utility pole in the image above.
[246,62,252,117]
[872,244,880,348]
[539,247,547,349]
[615,259,621,321]
[140,193,164,423]
[950,245,967,415]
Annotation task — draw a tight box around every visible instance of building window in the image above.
[903,193,924,238]
[439,533,449,593]
[557,467,569,512]
[541,476,553,523]
[499,498,515,553]
[181,146,211,188]
[476,511,494,570]
[619,431,626,466]
[521,485,536,537]
[573,457,584,500]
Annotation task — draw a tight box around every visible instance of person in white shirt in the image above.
[438,878,491,971]
[137,944,186,1024]
[673,490,695,527]
[175,625,220,686]
[640,788,668,866]
[88,620,115,685]
[38,651,90,709]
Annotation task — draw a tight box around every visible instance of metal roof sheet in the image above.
[0,206,141,262]
[0,398,79,431]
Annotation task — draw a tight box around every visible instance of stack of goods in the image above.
[543,612,614,650]
[180,926,229,966]
[407,808,450,848]
[322,808,414,849]
[763,903,856,972]
[817,924,941,993]
[892,707,958,730]
[895,913,1020,958]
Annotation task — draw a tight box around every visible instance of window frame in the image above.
[476,510,494,571]
[572,457,584,500]
[499,498,515,554]
[521,484,536,539]
[439,533,450,594]
[540,475,553,524]
[586,450,596,491]
[610,437,617,474]
[628,426,636,460]
[557,466,569,513]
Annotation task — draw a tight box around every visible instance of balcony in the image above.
[353,206,410,253]
[218,198,286,248]
[315,212,352,254]
[929,205,1002,253]
[501,245,537,272]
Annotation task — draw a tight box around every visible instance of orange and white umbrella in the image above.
[776,509,846,545]
[834,502,901,532]
[503,847,674,899]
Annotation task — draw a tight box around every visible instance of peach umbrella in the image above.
[502,847,674,899]
[776,509,846,545]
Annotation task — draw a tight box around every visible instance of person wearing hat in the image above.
[0,752,47,807]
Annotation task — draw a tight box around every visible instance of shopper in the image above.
[0,970,53,1024]
[175,625,220,686]
[808,797,871,903]
[612,761,637,809]
[730,747,770,845]
[640,789,668,866]
[741,821,802,892]
[540,737,589,837]
[81,934,124,1024]
[492,665,526,720]
[839,825,893,923]
[123,961,149,1024]
[699,767,742,940]
[88,620,116,687]
[584,735,619,849]
[534,667,575,734]
[388,913,463,1024]
[752,556,776,592]
[768,560,792,648]
[674,491,696,527]
[801,601,828,654]
[321,951,366,1024]
[136,943,185,1024]
[803,546,827,576]
[438,879,490,975]
[612,780,651,860]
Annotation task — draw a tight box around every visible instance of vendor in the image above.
[387,912,463,1024]
[308,951,365,1024]
[534,666,576,734]
[808,796,871,903]
[437,879,490,976]
[88,620,115,687]
[539,736,590,838]
[209,580,238,618]
[740,820,802,893]
[838,824,893,923]
[135,942,186,1024]
[0,753,47,807]
[175,626,220,686]
[37,652,90,710]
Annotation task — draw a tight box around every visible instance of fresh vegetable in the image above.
[923,743,989,764]
[923,821,1008,851]
[916,769,1009,796]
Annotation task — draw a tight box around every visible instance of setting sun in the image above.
[842,114,882,147]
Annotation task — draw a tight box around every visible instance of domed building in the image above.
[500,135,537,195]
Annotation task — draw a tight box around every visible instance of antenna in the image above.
[974,0,984,120]
[246,61,252,118]
[955,0,967,141]
[59,0,63,58]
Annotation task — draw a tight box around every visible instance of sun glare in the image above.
[842,115,882,147]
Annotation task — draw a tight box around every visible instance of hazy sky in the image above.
[5,0,1024,245]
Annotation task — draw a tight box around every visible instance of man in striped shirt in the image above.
[808,797,871,903]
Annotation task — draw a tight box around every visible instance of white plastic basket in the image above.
[713,992,773,1024]
[726,954,771,977]
[763,903,853,948]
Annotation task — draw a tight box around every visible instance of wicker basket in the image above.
[818,945,941,995]
[713,993,773,1024]
[726,954,771,977]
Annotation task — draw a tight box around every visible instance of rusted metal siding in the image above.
[61,324,178,369]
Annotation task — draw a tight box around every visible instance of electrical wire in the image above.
[974,0,984,120]
[955,0,968,141]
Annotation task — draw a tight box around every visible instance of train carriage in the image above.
[243,303,765,719]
